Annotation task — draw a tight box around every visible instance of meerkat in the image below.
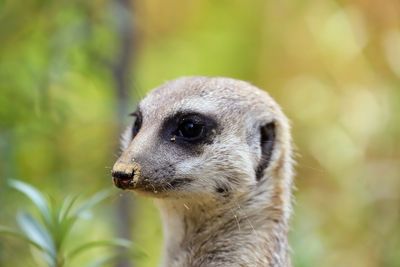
[111,77,294,267]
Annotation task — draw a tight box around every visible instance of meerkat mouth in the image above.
[113,176,193,194]
[112,176,135,190]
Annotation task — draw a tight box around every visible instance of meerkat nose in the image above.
[111,162,135,180]
[111,161,141,189]
[112,170,134,180]
[111,162,135,190]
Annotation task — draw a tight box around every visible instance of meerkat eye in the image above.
[177,119,205,140]
[130,110,142,139]
[166,113,217,144]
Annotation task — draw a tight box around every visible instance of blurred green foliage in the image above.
[1,180,141,267]
[1,0,399,267]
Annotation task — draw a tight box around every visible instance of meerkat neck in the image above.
[156,192,291,267]
[155,129,294,266]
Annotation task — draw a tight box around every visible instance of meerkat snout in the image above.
[112,160,141,190]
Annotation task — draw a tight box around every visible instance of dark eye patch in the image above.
[129,110,142,139]
[161,111,218,147]
[255,122,276,181]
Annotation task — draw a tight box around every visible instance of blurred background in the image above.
[0,0,399,266]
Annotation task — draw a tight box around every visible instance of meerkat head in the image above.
[112,77,291,201]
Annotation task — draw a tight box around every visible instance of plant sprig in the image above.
[0,179,145,267]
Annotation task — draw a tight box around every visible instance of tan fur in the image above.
[112,77,294,267]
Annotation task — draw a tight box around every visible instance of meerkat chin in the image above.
[111,76,294,267]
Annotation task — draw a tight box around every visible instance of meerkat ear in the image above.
[255,122,276,181]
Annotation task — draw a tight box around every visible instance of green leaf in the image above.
[66,238,132,260]
[73,189,113,217]
[52,195,80,250]
[58,194,79,222]
[86,253,126,267]
[16,212,56,259]
[86,250,147,267]
[0,225,45,251]
[8,179,51,223]
[58,216,78,242]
